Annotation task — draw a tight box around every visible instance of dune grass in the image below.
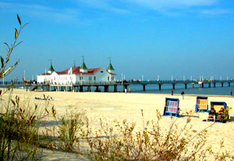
[0,93,233,160]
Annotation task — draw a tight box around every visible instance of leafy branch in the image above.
[0,14,28,79]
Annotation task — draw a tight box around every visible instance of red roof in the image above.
[40,73,51,76]
[38,66,116,76]
[106,70,116,75]
[58,66,101,75]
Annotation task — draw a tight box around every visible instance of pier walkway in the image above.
[131,79,234,91]
[0,79,233,92]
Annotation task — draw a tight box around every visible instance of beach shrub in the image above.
[0,14,43,160]
[86,110,234,160]
[0,93,49,160]
[57,107,86,153]
[40,106,87,153]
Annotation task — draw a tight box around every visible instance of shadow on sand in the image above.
[228,116,234,122]
[179,115,199,118]
[37,120,60,127]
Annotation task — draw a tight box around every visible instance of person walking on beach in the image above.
[181,91,185,99]
[230,90,233,96]
[171,89,174,95]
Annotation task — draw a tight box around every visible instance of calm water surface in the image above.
[106,83,234,96]
[128,84,234,96]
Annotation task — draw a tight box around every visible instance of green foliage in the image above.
[0,14,28,79]
[227,106,232,111]
[0,94,49,160]
[58,108,86,152]
[39,105,87,153]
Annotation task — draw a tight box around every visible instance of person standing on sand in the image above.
[171,89,174,95]
[181,91,185,99]
[230,90,233,96]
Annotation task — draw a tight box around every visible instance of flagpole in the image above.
[24,70,26,80]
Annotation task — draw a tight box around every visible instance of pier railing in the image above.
[0,79,233,92]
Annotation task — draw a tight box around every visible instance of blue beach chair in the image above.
[163,98,180,117]
[195,96,209,112]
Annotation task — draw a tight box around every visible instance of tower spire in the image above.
[80,56,88,72]
[48,59,55,74]
[49,59,52,65]
[108,57,111,63]
[107,57,114,73]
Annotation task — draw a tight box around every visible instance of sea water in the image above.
[105,82,234,96]
[127,84,234,96]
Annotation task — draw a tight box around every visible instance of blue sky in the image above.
[0,0,234,81]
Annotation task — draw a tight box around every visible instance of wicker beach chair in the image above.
[195,96,209,112]
[163,98,180,117]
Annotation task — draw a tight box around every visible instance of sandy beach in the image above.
[1,89,234,159]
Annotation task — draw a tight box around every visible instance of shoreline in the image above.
[38,90,234,98]
[128,91,234,97]
[9,88,234,97]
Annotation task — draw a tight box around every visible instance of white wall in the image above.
[75,68,115,83]
[37,75,51,83]
[37,68,116,84]
[51,72,76,84]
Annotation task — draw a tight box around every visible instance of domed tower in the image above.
[107,58,114,73]
[48,61,55,74]
[80,57,88,73]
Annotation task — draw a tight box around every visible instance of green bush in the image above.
[0,94,49,160]
[58,108,86,153]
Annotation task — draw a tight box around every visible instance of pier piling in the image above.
[104,85,109,92]
[172,84,175,90]
[184,83,187,89]
[159,84,162,90]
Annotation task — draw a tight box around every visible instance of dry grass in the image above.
[85,110,234,161]
[1,94,234,160]
[0,92,48,160]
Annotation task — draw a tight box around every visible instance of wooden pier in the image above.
[131,79,234,91]
[0,79,233,92]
